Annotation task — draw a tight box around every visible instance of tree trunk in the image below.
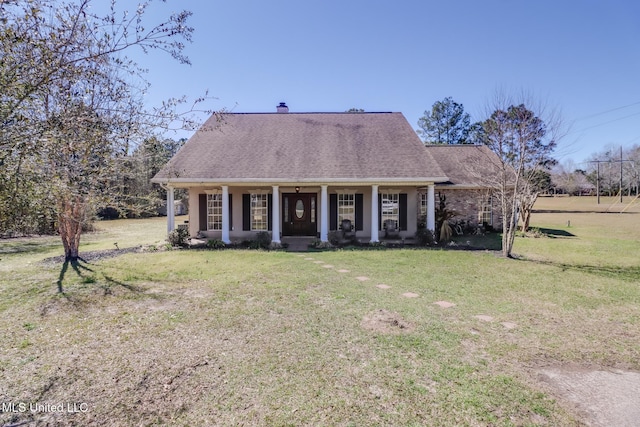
[522,211,531,233]
[519,193,538,233]
[501,189,518,258]
[58,196,85,262]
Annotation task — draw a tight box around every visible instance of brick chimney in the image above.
[276,102,289,113]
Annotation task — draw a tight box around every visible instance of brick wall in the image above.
[436,189,503,231]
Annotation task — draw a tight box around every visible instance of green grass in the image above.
[518,196,640,268]
[1,199,639,426]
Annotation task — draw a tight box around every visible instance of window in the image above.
[419,192,428,225]
[251,193,268,231]
[283,196,289,223]
[381,193,399,229]
[207,194,222,230]
[337,194,355,228]
[479,196,492,226]
[310,196,316,223]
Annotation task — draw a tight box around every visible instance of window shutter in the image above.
[399,193,407,231]
[242,194,250,231]
[329,194,337,230]
[228,194,233,230]
[355,194,363,231]
[267,194,273,231]
[199,194,207,231]
[378,194,382,231]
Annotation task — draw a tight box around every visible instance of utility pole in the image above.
[589,160,605,204]
[620,146,624,202]
[589,147,633,204]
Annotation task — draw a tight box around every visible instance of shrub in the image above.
[435,193,457,243]
[439,222,453,243]
[238,240,253,249]
[309,239,334,249]
[415,228,435,246]
[327,230,342,246]
[239,232,272,249]
[368,241,387,249]
[255,231,272,249]
[167,228,189,247]
[206,239,226,249]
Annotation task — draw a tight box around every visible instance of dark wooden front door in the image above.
[282,193,316,236]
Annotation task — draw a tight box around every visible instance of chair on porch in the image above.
[383,219,400,239]
[341,219,357,243]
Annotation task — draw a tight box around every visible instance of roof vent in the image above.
[276,102,289,113]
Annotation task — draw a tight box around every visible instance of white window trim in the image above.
[380,193,399,230]
[248,189,271,195]
[337,193,355,230]
[479,196,493,226]
[419,192,428,221]
[250,193,269,231]
[207,193,222,231]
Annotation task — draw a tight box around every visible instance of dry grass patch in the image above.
[361,309,415,334]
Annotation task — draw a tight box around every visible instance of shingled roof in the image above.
[152,112,448,184]
[425,144,503,188]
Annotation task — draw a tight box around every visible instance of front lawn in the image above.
[1,198,638,426]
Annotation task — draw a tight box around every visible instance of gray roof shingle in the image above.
[153,112,448,184]
[425,144,504,188]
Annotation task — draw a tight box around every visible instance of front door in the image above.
[282,193,316,236]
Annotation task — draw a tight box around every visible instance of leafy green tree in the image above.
[417,97,472,144]
[0,0,207,262]
[112,137,186,218]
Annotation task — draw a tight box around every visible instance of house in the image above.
[152,103,501,244]
[426,145,504,231]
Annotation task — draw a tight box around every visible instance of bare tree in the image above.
[585,144,639,198]
[1,0,212,263]
[479,94,561,257]
[552,161,594,195]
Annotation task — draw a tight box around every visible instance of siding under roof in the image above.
[153,112,448,184]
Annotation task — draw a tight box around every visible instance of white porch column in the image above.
[427,184,435,232]
[167,186,175,233]
[271,185,281,243]
[370,184,379,243]
[221,185,230,244]
[320,185,328,242]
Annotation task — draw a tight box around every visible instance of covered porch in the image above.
[163,182,436,245]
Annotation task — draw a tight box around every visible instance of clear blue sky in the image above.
[129,0,640,166]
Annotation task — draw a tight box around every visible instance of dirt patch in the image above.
[434,300,455,308]
[538,365,640,427]
[41,246,146,265]
[361,309,414,334]
[401,292,419,298]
